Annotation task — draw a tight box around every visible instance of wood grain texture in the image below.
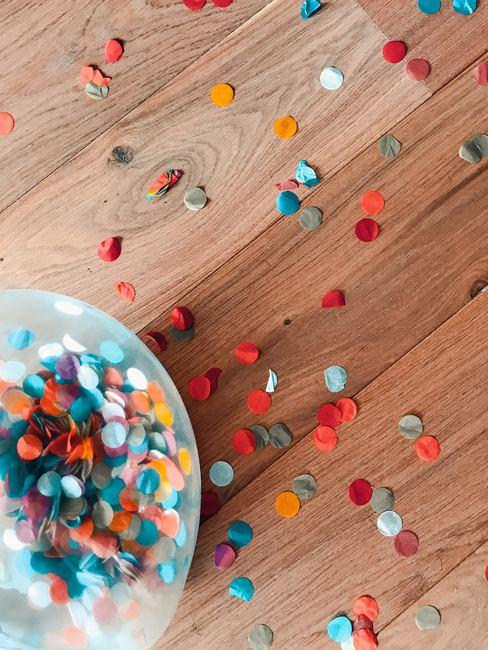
[379,543,488,648]
[0,0,270,212]
[162,291,488,648]
[0,0,430,329]
[357,0,488,91]
[138,59,488,500]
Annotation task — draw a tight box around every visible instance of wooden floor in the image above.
[1,0,487,648]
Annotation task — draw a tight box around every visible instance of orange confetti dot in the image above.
[114,281,135,302]
[69,518,94,543]
[415,435,440,461]
[130,390,151,414]
[104,39,124,64]
[353,628,378,650]
[63,626,88,649]
[2,388,32,416]
[0,112,15,136]
[121,599,140,621]
[147,381,165,403]
[313,425,338,452]
[50,576,70,606]
[92,69,111,86]
[247,389,271,414]
[274,115,298,139]
[353,595,379,621]
[275,491,300,517]
[108,510,132,533]
[88,531,118,559]
[336,397,357,423]
[17,434,42,460]
[119,486,139,512]
[235,341,260,365]
[80,65,94,84]
[210,83,234,107]
[360,190,385,215]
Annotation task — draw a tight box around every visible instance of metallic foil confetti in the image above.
[320,66,344,90]
[327,616,353,643]
[394,530,420,557]
[415,435,441,461]
[214,543,236,570]
[145,169,182,201]
[85,82,109,100]
[415,605,441,630]
[227,520,253,547]
[184,187,207,211]
[377,510,403,536]
[324,365,347,392]
[275,491,300,517]
[406,58,431,81]
[377,134,402,158]
[250,425,270,450]
[296,160,320,186]
[209,460,234,487]
[265,369,278,393]
[248,623,274,649]
[453,0,477,14]
[274,116,298,139]
[398,414,423,439]
[418,0,441,12]
[298,206,323,230]
[301,0,321,19]
[370,487,395,513]
[229,576,254,601]
[276,191,300,215]
[292,474,317,500]
[382,41,407,64]
[348,479,373,506]
[459,134,488,164]
[269,423,293,449]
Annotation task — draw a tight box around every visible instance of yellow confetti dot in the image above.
[210,83,234,107]
[154,402,174,427]
[178,448,192,475]
[273,115,298,139]
[275,491,300,517]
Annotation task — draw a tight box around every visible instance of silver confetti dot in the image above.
[248,623,274,649]
[370,487,395,513]
[119,515,142,541]
[250,425,270,451]
[415,605,441,631]
[184,187,207,211]
[92,500,114,528]
[377,510,403,537]
[269,423,293,449]
[291,474,317,500]
[459,134,488,164]
[298,206,323,231]
[377,134,402,158]
[85,82,109,100]
[398,414,423,440]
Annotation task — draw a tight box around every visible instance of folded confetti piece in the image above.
[145,169,182,201]
[275,178,300,191]
[104,39,124,64]
[229,576,254,602]
[300,0,321,19]
[324,365,347,392]
[98,237,121,262]
[80,65,95,84]
[295,160,320,186]
[114,281,135,302]
[265,369,278,393]
[453,0,477,14]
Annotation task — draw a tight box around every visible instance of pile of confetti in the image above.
[327,594,380,648]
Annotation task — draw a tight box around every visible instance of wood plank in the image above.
[0,0,271,211]
[139,59,488,499]
[379,542,488,648]
[162,291,488,648]
[0,0,430,328]
[356,0,488,90]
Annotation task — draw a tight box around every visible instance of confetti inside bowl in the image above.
[0,290,200,650]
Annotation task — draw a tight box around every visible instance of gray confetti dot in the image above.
[298,206,323,231]
[377,510,403,537]
[111,146,134,165]
[250,425,270,450]
[171,326,195,342]
[60,496,85,520]
[291,474,317,500]
[459,134,488,164]
[119,515,142,541]
[92,500,114,528]
[184,187,207,211]
[398,414,423,440]
[370,487,395,513]
[248,623,274,649]
[269,423,293,449]
[415,605,441,631]
[209,460,234,487]
[377,134,402,158]
[85,82,109,100]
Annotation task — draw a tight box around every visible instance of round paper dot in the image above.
[104,39,123,64]
[415,605,441,630]
[406,58,431,81]
[37,471,61,497]
[28,581,52,609]
[325,365,347,392]
[355,218,379,242]
[370,487,395,513]
[317,403,342,427]
[248,623,274,650]
[353,596,379,621]
[313,425,338,452]
[360,190,385,215]
[275,491,300,517]
[232,429,257,455]
[0,112,15,135]
[227,520,253,547]
[320,66,344,90]
[127,367,148,390]
[276,191,300,215]
[247,389,271,415]
[184,187,207,211]
[382,40,407,64]
[209,460,234,487]
[268,423,293,449]
[136,468,161,494]
[214,543,236,570]
[327,616,353,643]
[394,530,420,557]
[292,474,317,500]
[102,422,127,448]
[398,414,423,440]
[336,397,357,422]
[8,328,35,350]
[298,206,323,230]
[212,0,234,6]
[415,435,440,461]
[17,434,43,460]
[229,576,254,601]
[235,341,260,364]
[183,0,206,9]
[418,0,441,13]
[348,479,373,506]
[0,360,26,382]
[474,60,488,85]
[171,306,194,330]
[210,83,234,107]
[157,561,176,583]
[377,510,403,536]
[98,237,121,262]
[188,375,212,401]
[99,340,124,364]
[61,476,83,498]
[322,290,345,309]
[274,115,298,139]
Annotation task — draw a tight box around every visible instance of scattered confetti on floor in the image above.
[349,479,373,506]
[453,0,477,15]
[114,281,135,302]
[327,616,353,643]
[398,414,424,439]
[415,434,441,461]
[268,423,293,448]
[418,0,441,13]
[210,83,235,107]
[232,429,257,454]
[370,487,395,513]
[85,82,109,101]
[250,424,270,450]
[320,66,344,90]
[353,595,379,621]
[324,365,347,392]
[459,134,488,164]
[276,190,301,215]
[184,187,208,211]
[227,520,253,547]
[394,530,420,557]
[183,0,207,10]
[296,160,320,186]
[248,623,274,649]
[209,460,234,487]
[275,490,301,517]
[360,190,385,215]
[336,397,357,422]
[247,389,272,415]
[145,169,182,201]
[415,605,441,630]
[265,369,278,393]
[188,375,212,400]
[317,402,342,427]
[377,510,403,536]
[0,112,15,135]
[382,40,407,64]
[377,134,402,158]
[274,115,298,139]
[406,58,431,81]
[214,543,236,570]
[229,576,254,602]
[313,425,338,451]
[235,341,260,364]
[474,60,488,85]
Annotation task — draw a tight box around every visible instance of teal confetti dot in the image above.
[453,0,477,14]
[229,576,254,602]
[276,191,300,215]
[100,478,125,506]
[136,519,159,547]
[157,561,176,584]
[326,616,353,643]
[70,396,92,422]
[162,490,178,509]
[8,328,35,350]
[296,160,320,187]
[324,365,347,393]
[23,374,45,398]
[99,340,124,364]
[418,0,441,13]
[175,520,187,548]
[300,0,321,19]
[227,520,253,548]
[136,468,161,494]
[37,471,61,497]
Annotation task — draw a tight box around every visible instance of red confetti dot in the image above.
[212,0,233,5]
[0,112,15,136]
[355,218,379,242]
[353,615,374,631]
[382,40,407,64]
[484,565,488,581]
[188,375,211,401]
[336,397,357,423]
[394,530,420,557]
[201,491,220,517]
[17,434,43,460]
[114,282,135,302]
[353,628,378,650]
[360,190,385,215]
[317,403,342,427]
[322,290,345,309]
[183,0,206,9]
[474,61,488,85]
[353,595,379,621]
[415,435,440,461]
[247,389,271,414]
[406,58,431,81]
[171,306,194,331]
[348,479,373,505]
[104,39,124,64]
[143,331,168,354]
[92,69,111,86]
[313,426,338,452]
[204,367,222,392]
[98,237,121,262]
[232,429,257,454]
[235,341,260,365]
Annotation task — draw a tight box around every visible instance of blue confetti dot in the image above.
[83,387,104,409]
[276,191,300,215]
[229,576,254,602]
[324,365,347,393]
[104,453,127,468]
[227,520,253,548]
[23,374,45,398]
[100,478,125,506]
[61,475,83,498]
[175,520,186,548]
[157,561,176,584]
[162,489,179,509]
[136,468,161,494]
[37,471,61,497]
[99,340,124,364]
[136,519,160,547]
[7,328,35,350]
[326,616,352,643]
[300,0,321,19]
[453,0,477,14]
[418,0,441,13]
[70,396,92,422]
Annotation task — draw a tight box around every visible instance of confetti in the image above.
[8,328,35,350]
[320,66,344,90]
[209,460,234,487]
[275,178,300,191]
[406,58,431,81]
[235,342,260,365]
[301,0,321,19]
[143,330,168,354]
[352,628,378,649]
[85,81,109,100]
[418,0,441,13]
[474,61,488,85]
[171,306,194,331]
[145,169,182,201]
[382,40,407,64]
[398,414,423,440]
[248,623,274,649]
[214,543,236,570]
[188,375,211,400]
[183,0,207,9]
[453,0,477,15]
[247,389,272,415]
[355,218,379,242]
[210,83,234,107]
[370,487,395,513]
[80,65,95,83]
[276,191,300,215]
[98,237,121,262]
[111,145,134,165]
[317,403,342,427]
[394,530,420,557]
[104,39,124,63]
[229,576,254,602]
[377,510,403,536]
[0,112,15,135]
[92,69,111,86]
[265,369,278,393]
[341,638,355,650]
[212,0,234,6]
[377,134,402,158]
[360,190,385,215]
[313,425,338,451]
[201,491,220,517]
[205,367,222,392]
[324,365,347,392]
[322,290,345,309]
[298,206,323,230]
[336,397,357,422]
[415,435,440,461]
[459,134,488,164]
[327,616,353,643]
[114,281,135,302]
[274,116,298,139]
[232,429,257,455]
[415,605,441,630]
[268,423,293,448]
[353,596,379,622]
[296,160,320,186]
[250,425,270,450]
[353,615,374,632]
[227,520,253,547]
[275,491,300,517]
[291,474,317,500]
[349,479,373,506]
[184,187,207,211]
